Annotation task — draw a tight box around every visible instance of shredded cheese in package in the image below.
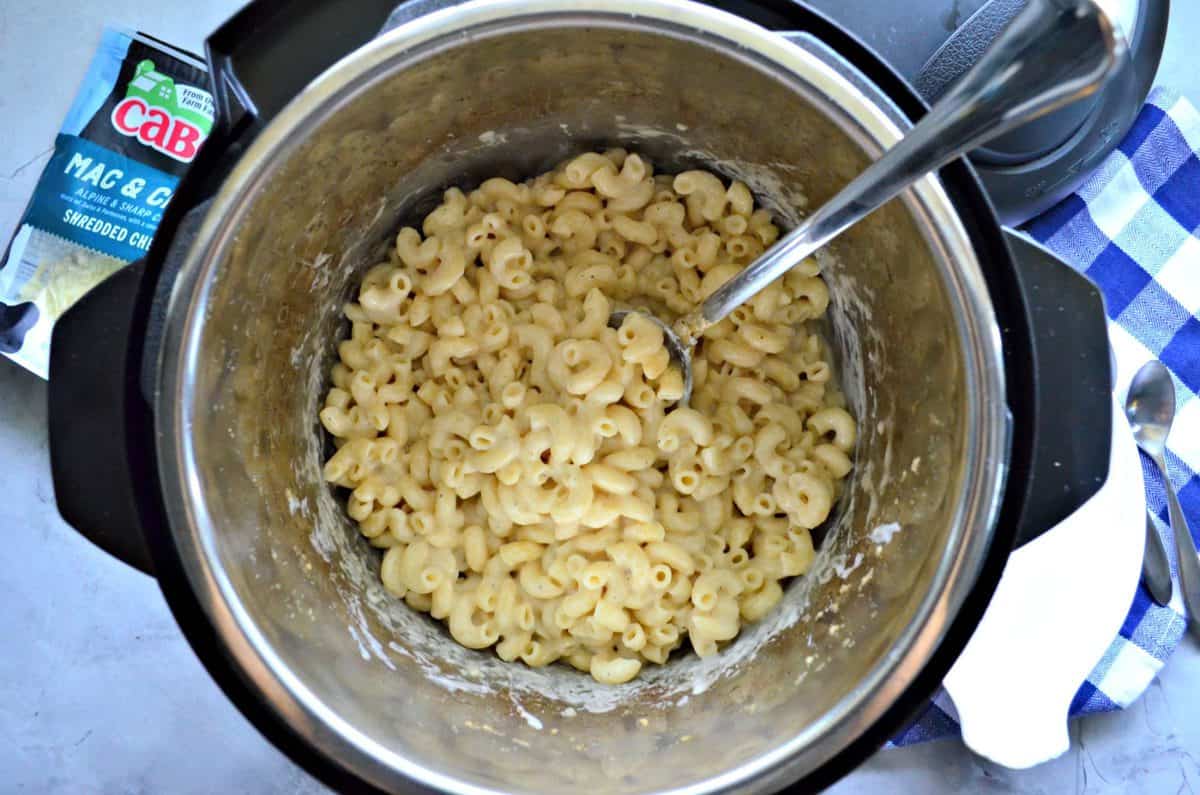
[0,28,213,377]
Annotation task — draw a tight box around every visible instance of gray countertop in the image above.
[2,1,1198,792]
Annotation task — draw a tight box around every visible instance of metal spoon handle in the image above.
[696,0,1125,329]
[1143,511,1173,607]
[1155,453,1200,634]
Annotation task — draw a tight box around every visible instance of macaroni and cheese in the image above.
[320,152,855,684]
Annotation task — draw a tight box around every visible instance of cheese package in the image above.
[0,29,213,378]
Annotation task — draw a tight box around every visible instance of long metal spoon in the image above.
[613,0,1125,405]
[1127,361,1200,636]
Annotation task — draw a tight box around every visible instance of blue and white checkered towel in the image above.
[893,87,1198,747]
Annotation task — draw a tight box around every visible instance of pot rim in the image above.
[154,1,1009,792]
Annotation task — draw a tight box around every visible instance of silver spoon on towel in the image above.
[611,0,1124,405]
[1127,361,1200,636]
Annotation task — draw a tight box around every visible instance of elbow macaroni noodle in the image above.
[321,152,855,684]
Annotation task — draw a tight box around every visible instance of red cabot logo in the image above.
[110,97,205,163]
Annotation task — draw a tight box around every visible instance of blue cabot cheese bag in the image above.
[0,28,213,378]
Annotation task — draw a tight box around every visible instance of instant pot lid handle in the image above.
[48,260,155,574]
[1004,230,1113,547]
[206,0,399,139]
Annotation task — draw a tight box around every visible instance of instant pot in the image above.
[48,0,1134,792]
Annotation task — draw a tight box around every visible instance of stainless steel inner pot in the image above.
[154,1,1008,792]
